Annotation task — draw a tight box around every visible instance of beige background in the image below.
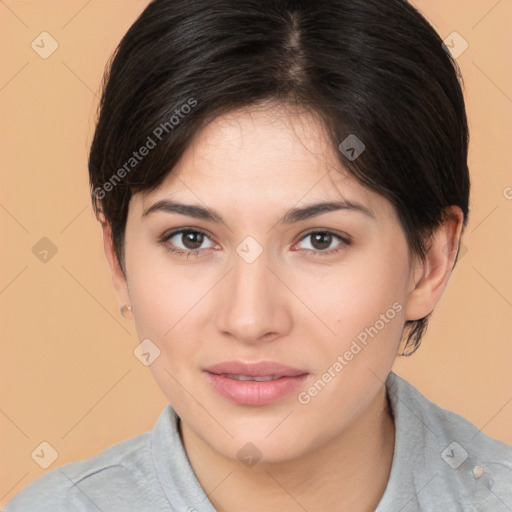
[1,0,511,506]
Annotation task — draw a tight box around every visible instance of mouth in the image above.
[214,374,285,381]
[203,360,309,406]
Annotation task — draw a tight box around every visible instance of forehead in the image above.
[139,104,390,220]
[174,104,340,184]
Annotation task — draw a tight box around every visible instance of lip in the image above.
[203,360,309,406]
[204,360,308,377]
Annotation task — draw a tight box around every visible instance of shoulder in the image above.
[386,372,512,511]
[388,372,512,464]
[3,431,160,511]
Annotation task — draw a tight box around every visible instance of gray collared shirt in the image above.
[4,372,512,511]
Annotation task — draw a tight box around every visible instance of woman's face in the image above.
[119,105,418,463]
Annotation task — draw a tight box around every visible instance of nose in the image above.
[215,250,293,345]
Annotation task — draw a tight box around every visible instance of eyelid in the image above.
[159,227,217,248]
[160,227,350,244]
[292,229,351,254]
[159,227,352,259]
[160,226,214,241]
[297,227,352,244]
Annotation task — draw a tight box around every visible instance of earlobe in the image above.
[102,221,133,320]
[404,206,464,321]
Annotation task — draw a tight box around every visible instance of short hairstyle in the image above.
[88,0,470,355]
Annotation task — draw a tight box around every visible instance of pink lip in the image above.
[203,360,309,406]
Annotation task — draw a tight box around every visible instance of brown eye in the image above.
[160,228,215,257]
[310,232,334,250]
[294,230,351,257]
[180,231,206,250]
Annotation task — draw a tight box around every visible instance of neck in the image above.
[180,385,395,512]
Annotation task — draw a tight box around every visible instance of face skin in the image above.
[103,103,463,511]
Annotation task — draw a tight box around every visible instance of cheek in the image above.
[310,279,404,377]
[127,264,202,406]
[304,251,407,338]
[125,234,205,335]
[294,247,409,394]
[124,245,204,377]
[293,268,406,422]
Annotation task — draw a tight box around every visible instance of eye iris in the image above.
[182,231,204,250]
[311,232,332,250]
[174,231,339,252]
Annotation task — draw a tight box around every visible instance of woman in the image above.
[5,0,512,510]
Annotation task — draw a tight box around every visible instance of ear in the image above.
[404,206,464,321]
[102,221,133,320]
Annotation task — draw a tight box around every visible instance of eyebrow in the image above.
[142,199,375,224]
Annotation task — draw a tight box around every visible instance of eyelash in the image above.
[159,228,351,259]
